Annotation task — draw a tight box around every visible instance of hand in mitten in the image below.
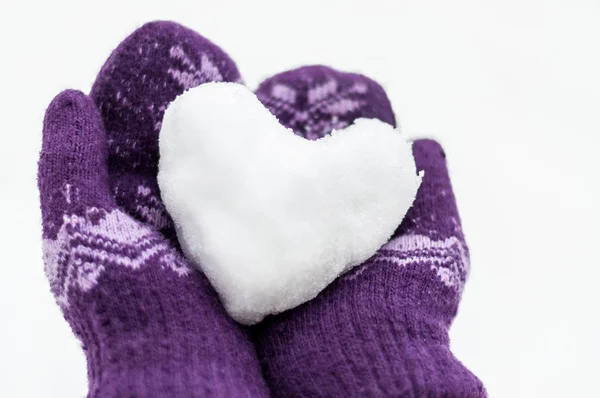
[38,21,268,397]
[253,66,486,397]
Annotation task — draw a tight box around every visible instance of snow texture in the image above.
[158,82,422,325]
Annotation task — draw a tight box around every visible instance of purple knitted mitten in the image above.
[38,22,268,397]
[254,65,486,397]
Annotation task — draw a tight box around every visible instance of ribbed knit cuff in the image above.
[85,337,266,398]
[61,264,270,398]
[255,262,486,397]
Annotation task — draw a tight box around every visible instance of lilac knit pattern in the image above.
[254,66,487,397]
[256,65,396,140]
[38,22,268,397]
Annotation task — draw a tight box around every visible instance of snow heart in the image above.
[158,83,422,325]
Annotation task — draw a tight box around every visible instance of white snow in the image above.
[158,82,421,325]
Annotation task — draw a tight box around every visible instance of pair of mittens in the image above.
[39,21,485,397]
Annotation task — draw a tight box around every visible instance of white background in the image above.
[1,0,599,396]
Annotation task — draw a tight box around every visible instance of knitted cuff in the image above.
[85,336,264,397]
[65,267,268,398]
[256,266,485,397]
